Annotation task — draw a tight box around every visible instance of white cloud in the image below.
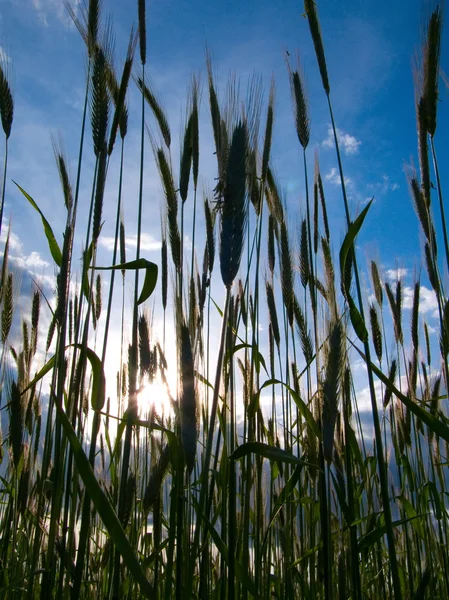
[31,0,80,27]
[98,232,161,253]
[0,229,23,253]
[322,126,361,156]
[385,268,408,282]
[0,229,56,291]
[25,251,50,269]
[183,235,193,253]
[352,359,367,373]
[403,285,439,316]
[367,174,399,195]
[325,167,352,187]
[9,254,56,290]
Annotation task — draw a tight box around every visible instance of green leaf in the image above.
[191,497,260,599]
[357,515,415,553]
[14,181,62,267]
[290,542,322,567]
[442,298,449,356]
[230,441,311,467]
[21,344,105,411]
[339,199,373,295]
[194,370,215,392]
[357,517,385,553]
[20,355,56,396]
[53,399,155,598]
[224,342,268,375]
[210,295,224,317]
[111,415,128,462]
[348,295,368,343]
[73,344,105,411]
[289,387,321,441]
[347,424,365,476]
[252,379,321,441]
[414,566,432,600]
[400,454,416,493]
[253,347,268,375]
[224,342,251,363]
[423,481,442,520]
[261,465,302,555]
[396,494,424,539]
[330,469,350,524]
[82,242,94,302]
[339,200,372,342]
[95,259,158,304]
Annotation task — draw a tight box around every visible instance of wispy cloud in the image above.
[322,126,361,156]
[0,46,10,63]
[31,0,80,27]
[325,167,352,187]
[367,174,399,195]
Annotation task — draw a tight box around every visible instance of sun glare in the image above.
[137,379,172,418]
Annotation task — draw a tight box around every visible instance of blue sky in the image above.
[0,0,446,426]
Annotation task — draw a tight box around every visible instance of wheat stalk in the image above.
[304,0,330,95]
[0,47,13,139]
[219,121,248,289]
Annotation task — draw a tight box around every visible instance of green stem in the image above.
[328,94,402,600]
[0,137,8,235]
[430,136,449,272]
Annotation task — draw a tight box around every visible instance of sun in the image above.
[137,378,173,419]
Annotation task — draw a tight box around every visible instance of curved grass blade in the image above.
[95,258,157,304]
[261,464,302,556]
[19,343,105,410]
[250,378,321,440]
[14,181,62,267]
[82,241,94,302]
[53,398,155,599]
[357,515,419,553]
[191,497,260,600]
[396,494,424,539]
[20,355,56,396]
[339,199,373,342]
[224,342,268,375]
[73,344,106,411]
[339,199,372,293]
[230,441,312,467]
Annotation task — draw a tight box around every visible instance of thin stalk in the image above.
[429,136,449,273]
[328,95,402,599]
[113,56,145,597]
[190,188,198,286]
[188,289,231,594]
[0,138,8,235]
[26,52,91,600]
[72,137,126,600]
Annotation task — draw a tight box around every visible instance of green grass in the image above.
[0,1,448,598]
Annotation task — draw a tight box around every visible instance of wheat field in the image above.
[0,0,448,598]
